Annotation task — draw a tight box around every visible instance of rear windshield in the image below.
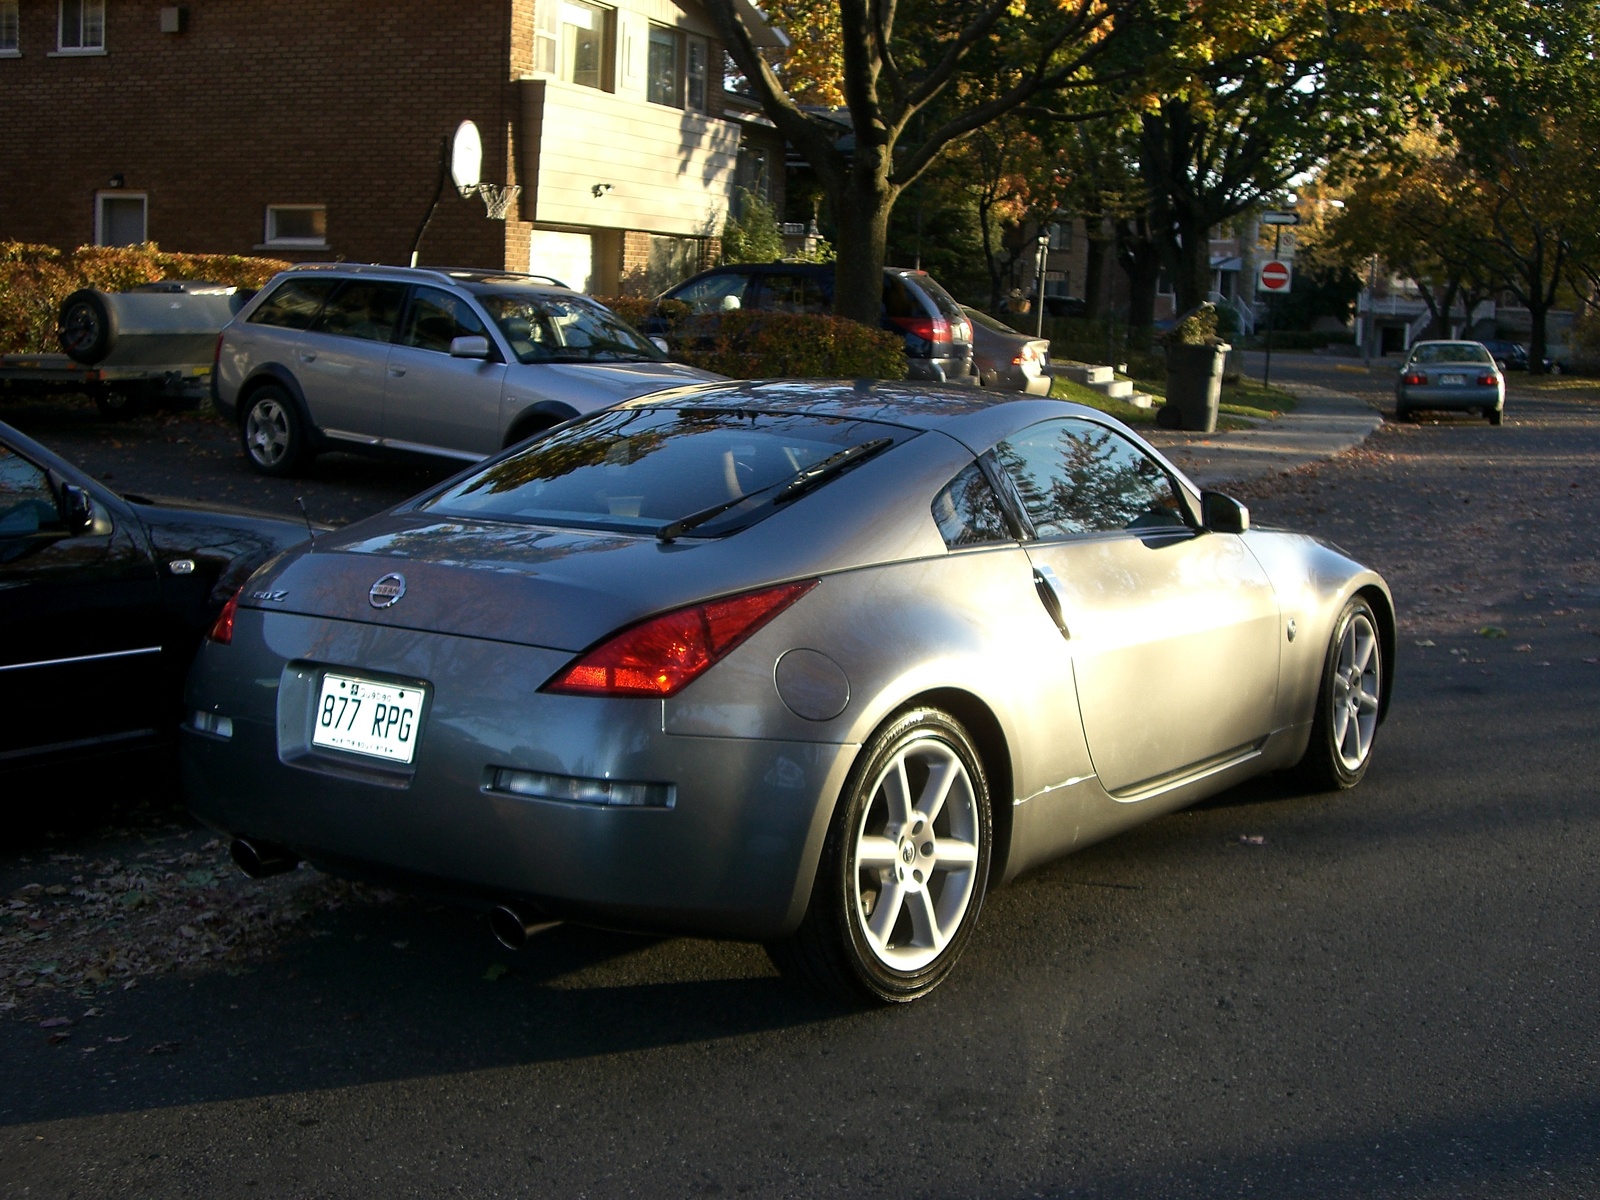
[477,293,664,364]
[1410,343,1493,365]
[911,273,965,322]
[964,307,1022,336]
[421,406,909,537]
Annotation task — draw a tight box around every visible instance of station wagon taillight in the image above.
[891,315,952,346]
[544,580,817,698]
[208,587,242,645]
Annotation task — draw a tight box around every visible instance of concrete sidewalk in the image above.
[1141,380,1384,487]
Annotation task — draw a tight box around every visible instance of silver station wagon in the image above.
[183,382,1394,1004]
[212,264,719,475]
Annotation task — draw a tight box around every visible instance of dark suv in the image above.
[653,263,978,385]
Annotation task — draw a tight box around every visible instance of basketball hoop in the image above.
[462,182,521,221]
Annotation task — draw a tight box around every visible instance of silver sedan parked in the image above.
[182,382,1394,1004]
[963,306,1052,394]
[1396,340,1506,424]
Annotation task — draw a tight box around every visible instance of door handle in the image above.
[1032,565,1070,639]
[388,366,406,377]
[298,352,317,363]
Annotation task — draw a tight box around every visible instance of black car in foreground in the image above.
[0,420,315,774]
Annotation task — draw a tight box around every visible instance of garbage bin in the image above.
[1162,341,1231,432]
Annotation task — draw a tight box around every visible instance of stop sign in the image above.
[1259,259,1292,293]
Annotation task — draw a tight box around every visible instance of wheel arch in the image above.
[1353,583,1396,722]
[237,365,316,437]
[504,401,580,447]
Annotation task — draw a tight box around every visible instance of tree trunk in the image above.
[1082,214,1110,319]
[1169,213,1212,313]
[1116,218,1160,329]
[831,154,895,326]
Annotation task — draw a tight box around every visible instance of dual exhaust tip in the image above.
[230,840,558,950]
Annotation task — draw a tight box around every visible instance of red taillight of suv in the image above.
[890,315,952,346]
[543,580,818,698]
[207,587,242,645]
[1401,371,1427,386]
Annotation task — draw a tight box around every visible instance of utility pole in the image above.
[1034,234,1051,339]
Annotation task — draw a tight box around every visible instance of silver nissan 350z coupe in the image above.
[182,380,1394,1004]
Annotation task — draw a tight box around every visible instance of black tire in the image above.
[767,708,992,1005]
[90,385,146,421]
[1488,406,1504,426]
[503,415,559,449]
[239,385,309,476]
[57,289,115,364]
[1395,401,1411,422]
[1296,597,1384,792]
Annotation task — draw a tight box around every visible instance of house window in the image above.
[533,0,557,74]
[264,205,328,248]
[685,35,708,112]
[736,145,770,201]
[647,26,679,106]
[1047,222,1070,251]
[95,193,146,247]
[58,0,104,51]
[560,0,611,91]
[1,2,20,55]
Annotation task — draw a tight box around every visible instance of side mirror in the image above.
[449,335,491,359]
[59,483,96,536]
[720,294,741,312]
[1201,490,1249,534]
[650,336,670,355]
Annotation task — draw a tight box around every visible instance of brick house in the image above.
[0,0,785,294]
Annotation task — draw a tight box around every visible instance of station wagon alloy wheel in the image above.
[242,387,305,477]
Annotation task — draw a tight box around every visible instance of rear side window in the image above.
[756,271,830,314]
[932,459,1012,548]
[882,275,924,320]
[994,419,1188,538]
[247,278,339,330]
[311,281,407,343]
[399,286,489,354]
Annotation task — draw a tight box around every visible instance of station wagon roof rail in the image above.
[278,263,571,290]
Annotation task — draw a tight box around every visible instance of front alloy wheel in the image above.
[241,387,306,477]
[1298,597,1384,790]
[769,708,992,1004]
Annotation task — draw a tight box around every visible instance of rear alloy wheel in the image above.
[768,708,992,1004]
[241,386,308,476]
[1297,597,1383,791]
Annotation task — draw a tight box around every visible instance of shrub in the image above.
[721,188,786,265]
[674,311,907,379]
[0,242,289,354]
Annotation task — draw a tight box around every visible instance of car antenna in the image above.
[294,496,316,548]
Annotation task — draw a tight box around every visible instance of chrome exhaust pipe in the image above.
[489,904,560,950]
[230,838,300,879]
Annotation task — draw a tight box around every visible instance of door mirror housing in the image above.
[59,483,96,536]
[650,336,671,355]
[1201,490,1250,534]
[449,335,491,359]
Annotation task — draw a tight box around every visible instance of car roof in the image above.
[279,263,574,292]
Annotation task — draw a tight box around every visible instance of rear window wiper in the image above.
[656,437,893,543]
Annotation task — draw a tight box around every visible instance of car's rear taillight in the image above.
[891,315,952,346]
[1402,371,1427,386]
[543,580,817,698]
[1477,373,1497,386]
[208,587,242,645]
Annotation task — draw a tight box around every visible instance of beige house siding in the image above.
[518,78,740,239]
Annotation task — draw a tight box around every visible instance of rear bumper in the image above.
[1397,383,1502,411]
[181,611,855,940]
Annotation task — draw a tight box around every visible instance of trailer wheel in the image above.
[90,385,147,421]
[58,290,116,365]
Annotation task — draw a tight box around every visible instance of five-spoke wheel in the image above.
[1298,596,1385,790]
[769,708,991,1004]
[241,386,307,477]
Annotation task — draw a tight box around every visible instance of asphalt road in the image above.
[1,367,1597,1198]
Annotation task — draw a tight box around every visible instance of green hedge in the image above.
[0,242,290,355]
[597,298,908,380]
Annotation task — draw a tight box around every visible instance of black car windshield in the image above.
[477,293,664,364]
[1410,343,1493,365]
[421,407,909,536]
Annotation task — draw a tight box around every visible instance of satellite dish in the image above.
[450,120,483,197]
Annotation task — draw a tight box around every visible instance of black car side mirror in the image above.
[59,483,95,536]
[1201,490,1250,534]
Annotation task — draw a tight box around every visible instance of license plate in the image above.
[1440,373,1466,386]
[312,673,422,763]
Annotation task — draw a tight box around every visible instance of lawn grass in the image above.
[1051,366,1296,431]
